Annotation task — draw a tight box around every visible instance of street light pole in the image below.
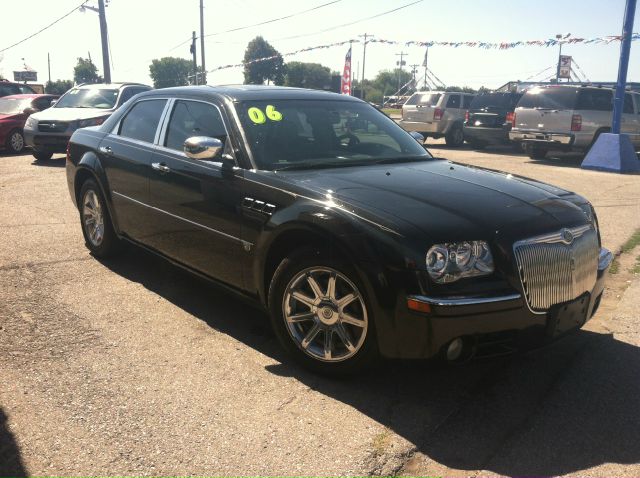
[191,31,198,85]
[97,0,111,83]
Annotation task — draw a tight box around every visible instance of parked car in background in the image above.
[398,91,475,146]
[66,85,611,375]
[0,80,36,98]
[464,91,523,150]
[0,94,58,154]
[509,85,640,159]
[24,82,152,161]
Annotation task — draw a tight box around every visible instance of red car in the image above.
[0,94,58,154]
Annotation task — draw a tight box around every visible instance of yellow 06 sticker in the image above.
[248,105,282,124]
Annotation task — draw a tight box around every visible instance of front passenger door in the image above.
[147,99,246,289]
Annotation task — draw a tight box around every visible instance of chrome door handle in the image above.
[151,162,171,173]
[99,146,113,156]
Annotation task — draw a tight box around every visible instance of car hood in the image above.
[277,160,589,243]
[0,113,22,121]
[31,107,113,122]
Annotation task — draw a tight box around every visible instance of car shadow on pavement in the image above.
[99,246,640,476]
[0,408,28,477]
[30,157,66,168]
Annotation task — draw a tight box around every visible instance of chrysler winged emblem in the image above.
[561,228,574,244]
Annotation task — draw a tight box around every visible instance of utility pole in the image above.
[358,33,371,89]
[97,0,111,83]
[47,53,51,83]
[190,31,198,85]
[395,51,407,91]
[423,47,428,90]
[200,0,206,84]
[555,35,563,83]
[349,40,353,91]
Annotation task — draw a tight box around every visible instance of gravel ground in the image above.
[1,146,639,477]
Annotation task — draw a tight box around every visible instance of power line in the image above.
[271,0,425,41]
[169,0,343,52]
[0,1,87,54]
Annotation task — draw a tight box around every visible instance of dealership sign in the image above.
[559,55,572,79]
[13,70,38,82]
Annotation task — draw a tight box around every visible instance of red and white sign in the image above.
[340,47,352,95]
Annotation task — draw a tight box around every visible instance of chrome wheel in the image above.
[9,131,24,153]
[282,267,368,362]
[82,190,105,247]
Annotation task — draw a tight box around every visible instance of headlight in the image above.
[578,202,594,225]
[24,116,37,129]
[426,241,494,284]
[78,116,108,128]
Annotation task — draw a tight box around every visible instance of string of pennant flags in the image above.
[207,33,640,73]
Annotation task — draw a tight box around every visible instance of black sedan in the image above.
[65,85,612,375]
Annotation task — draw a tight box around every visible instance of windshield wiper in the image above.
[274,160,364,171]
[370,156,431,165]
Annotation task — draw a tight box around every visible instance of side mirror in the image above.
[50,99,58,107]
[184,136,223,160]
[23,107,36,115]
[409,131,425,143]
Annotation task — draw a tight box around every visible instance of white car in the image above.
[24,82,151,161]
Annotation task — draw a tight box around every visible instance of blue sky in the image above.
[1,0,638,89]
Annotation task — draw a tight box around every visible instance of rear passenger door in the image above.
[99,98,168,240]
[146,98,246,289]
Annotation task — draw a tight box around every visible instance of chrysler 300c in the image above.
[65,85,612,375]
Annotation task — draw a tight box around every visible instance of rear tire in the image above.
[6,129,25,154]
[79,179,121,258]
[268,247,378,376]
[32,151,53,161]
[445,123,464,147]
[527,145,548,160]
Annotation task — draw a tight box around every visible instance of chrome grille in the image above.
[513,225,598,313]
[38,121,68,133]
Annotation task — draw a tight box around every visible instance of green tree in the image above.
[149,57,194,88]
[371,69,413,97]
[73,57,102,84]
[45,79,74,95]
[243,36,285,85]
[284,61,331,90]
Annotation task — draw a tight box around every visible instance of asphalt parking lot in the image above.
[1,145,640,476]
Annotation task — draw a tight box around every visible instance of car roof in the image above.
[140,85,362,102]
[0,94,58,99]
[75,82,151,89]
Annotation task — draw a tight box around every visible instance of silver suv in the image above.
[398,91,474,147]
[24,82,151,161]
[509,85,640,159]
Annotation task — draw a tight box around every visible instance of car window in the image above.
[165,100,227,151]
[576,89,613,112]
[18,85,36,94]
[119,87,148,105]
[446,94,461,108]
[33,97,54,111]
[623,94,634,114]
[635,95,640,115]
[118,99,167,143]
[405,93,441,106]
[518,88,578,109]
[463,95,474,109]
[0,84,22,97]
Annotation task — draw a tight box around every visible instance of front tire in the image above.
[79,179,121,258]
[6,129,25,154]
[268,247,378,375]
[445,123,464,147]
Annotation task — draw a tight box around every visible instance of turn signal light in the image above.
[506,111,515,126]
[571,114,582,131]
[464,110,470,122]
[407,298,431,313]
[433,108,444,121]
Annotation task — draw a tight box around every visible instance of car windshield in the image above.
[236,99,431,171]
[0,98,31,115]
[518,88,578,110]
[470,93,521,111]
[55,88,119,109]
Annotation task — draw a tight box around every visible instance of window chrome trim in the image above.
[112,190,252,248]
[408,293,522,307]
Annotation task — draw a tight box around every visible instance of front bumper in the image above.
[379,247,612,360]
[24,127,73,153]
